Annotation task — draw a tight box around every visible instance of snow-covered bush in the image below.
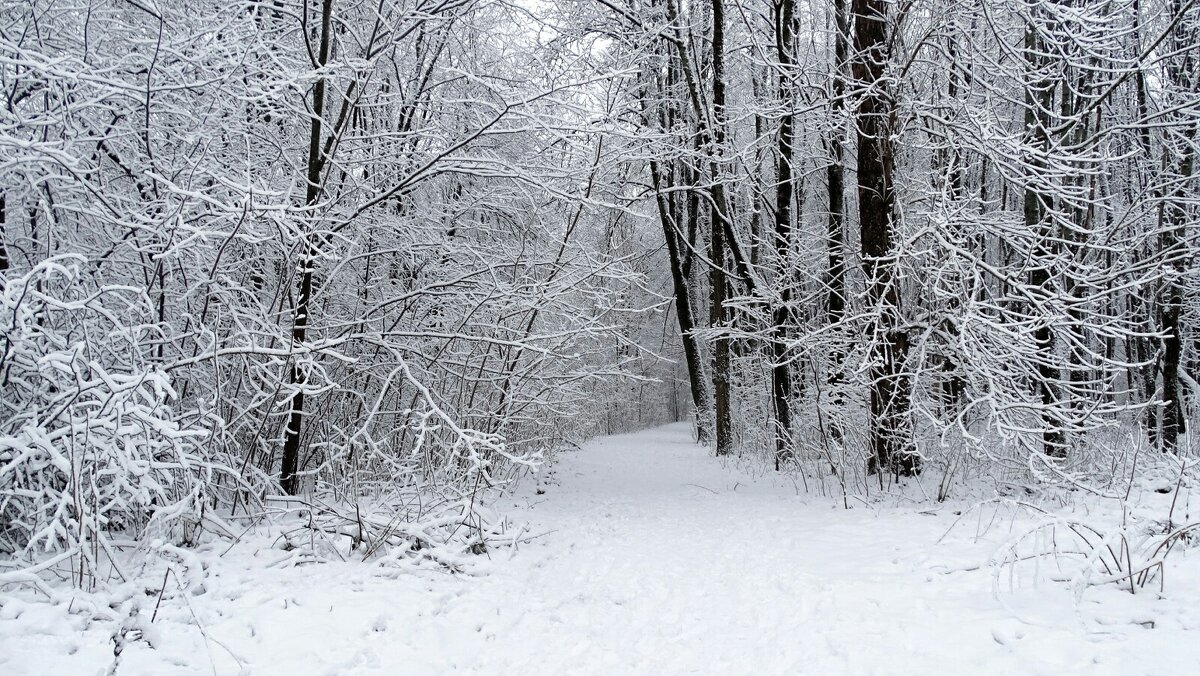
[0,258,226,586]
[987,503,1200,598]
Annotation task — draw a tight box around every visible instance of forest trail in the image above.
[7,424,1198,675]
[470,423,1115,674]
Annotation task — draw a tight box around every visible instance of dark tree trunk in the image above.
[826,0,848,330]
[938,26,967,415]
[709,0,734,456]
[1158,0,1197,452]
[771,0,797,468]
[1023,9,1065,458]
[281,0,334,495]
[0,194,8,279]
[821,0,850,443]
[650,159,712,443]
[1159,160,1195,454]
[662,0,750,456]
[853,0,918,476]
[1132,0,1161,444]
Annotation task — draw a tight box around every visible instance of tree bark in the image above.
[823,0,850,442]
[650,159,712,443]
[771,0,797,468]
[0,194,8,279]
[708,0,735,456]
[1158,0,1197,452]
[1023,7,1065,457]
[826,0,848,329]
[281,0,334,495]
[853,0,918,476]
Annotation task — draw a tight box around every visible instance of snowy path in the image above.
[5,423,1200,674]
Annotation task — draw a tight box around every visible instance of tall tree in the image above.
[1022,0,1065,458]
[853,0,918,475]
[281,0,335,495]
[1158,0,1198,452]
[770,0,798,467]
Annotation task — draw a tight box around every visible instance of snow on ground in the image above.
[4,422,1200,675]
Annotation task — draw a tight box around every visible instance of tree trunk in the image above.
[853,0,917,476]
[1158,0,1197,452]
[708,0,734,456]
[826,0,848,329]
[650,159,712,443]
[1023,7,1065,457]
[821,0,850,443]
[280,0,334,495]
[1132,0,1161,444]
[0,194,8,279]
[771,0,797,468]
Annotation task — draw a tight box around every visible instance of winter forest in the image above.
[2,0,1200,672]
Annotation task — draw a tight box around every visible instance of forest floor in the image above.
[5,423,1200,675]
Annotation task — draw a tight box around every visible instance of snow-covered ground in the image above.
[4,423,1200,674]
